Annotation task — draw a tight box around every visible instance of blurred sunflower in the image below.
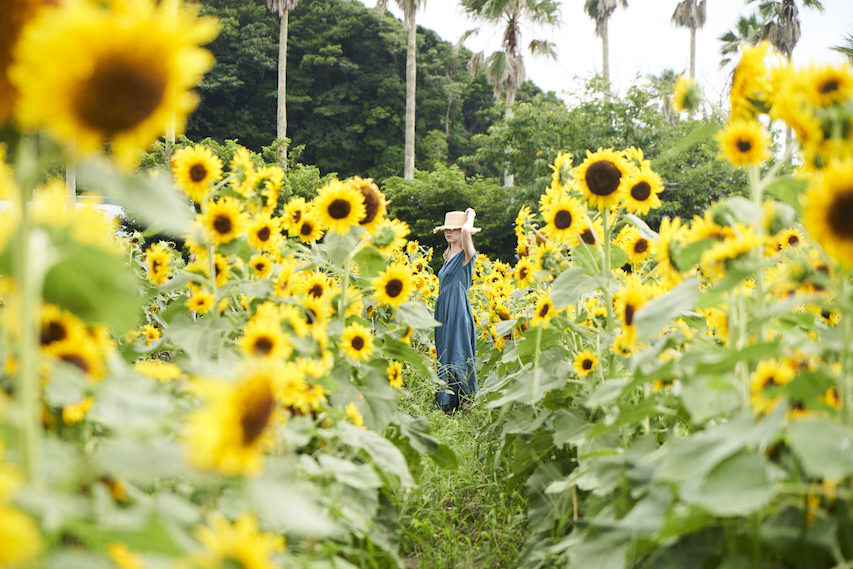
[716,120,771,168]
[247,214,281,254]
[188,288,215,313]
[573,350,598,376]
[653,217,686,286]
[350,176,386,234]
[340,322,374,361]
[672,75,701,113]
[730,41,772,121]
[802,64,853,108]
[514,257,538,287]
[776,228,804,251]
[9,0,218,165]
[45,332,106,380]
[574,148,631,210]
[238,317,291,360]
[613,277,651,342]
[622,167,663,215]
[192,512,284,569]
[281,197,307,236]
[295,211,324,243]
[187,369,277,476]
[134,359,182,382]
[541,194,584,243]
[572,216,603,247]
[0,504,43,568]
[313,179,365,234]
[144,242,173,285]
[617,225,653,265]
[803,161,853,267]
[249,254,273,279]
[387,360,404,389]
[549,151,573,191]
[171,144,222,204]
[749,358,795,415]
[297,271,333,300]
[0,0,46,124]
[370,218,409,257]
[346,402,365,428]
[531,293,556,327]
[372,262,413,310]
[200,197,246,246]
[39,303,84,349]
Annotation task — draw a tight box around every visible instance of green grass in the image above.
[394,381,529,569]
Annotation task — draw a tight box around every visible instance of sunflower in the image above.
[549,151,574,191]
[297,271,333,300]
[387,361,404,389]
[730,41,772,121]
[653,217,686,286]
[273,259,298,298]
[9,0,218,165]
[776,228,804,251]
[613,277,651,342]
[574,148,632,210]
[144,242,173,285]
[295,211,324,243]
[514,257,538,287]
[716,120,771,168]
[749,358,795,415]
[188,289,215,314]
[672,75,701,113]
[200,197,246,246]
[349,176,387,234]
[370,218,410,257]
[340,322,374,361]
[45,334,106,380]
[39,304,84,349]
[700,226,763,281]
[134,359,182,382]
[573,350,598,377]
[187,369,278,476]
[0,504,43,568]
[617,225,653,265]
[192,513,284,569]
[803,161,853,267]
[572,216,604,247]
[171,144,222,203]
[238,317,292,360]
[249,254,273,279]
[541,194,584,244]
[531,293,557,327]
[300,295,331,346]
[802,64,853,108]
[622,167,663,215]
[0,0,46,123]
[372,262,414,310]
[247,165,284,215]
[62,396,94,425]
[247,214,281,254]
[312,179,366,234]
[281,197,307,236]
[346,402,365,428]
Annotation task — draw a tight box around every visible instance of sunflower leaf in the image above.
[550,266,599,309]
[788,418,853,480]
[634,277,699,339]
[765,176,807,216]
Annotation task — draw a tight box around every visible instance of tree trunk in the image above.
[504,88,515,187]
[276,9,289,164]
[404,12,417,180]
[689,26,696,79]
[602,19,610,102]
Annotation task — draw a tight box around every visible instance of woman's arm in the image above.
[461,208,476,265]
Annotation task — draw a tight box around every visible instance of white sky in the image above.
[361,0,853,105]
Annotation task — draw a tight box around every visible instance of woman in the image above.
[432,208,479,414]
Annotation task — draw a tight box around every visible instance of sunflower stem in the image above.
[841,277,853,427]
[12,136,46,484]
[602,209,614,327]
[749,164,766,340]
[208,245,218,315]
[532,325,542,406]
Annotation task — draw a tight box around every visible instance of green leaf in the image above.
[653,122,720,163]
[353,245,385,278]
[77,158,193,236]
[43,242,143,331]
[765,176,807,215]
[788,418,853,480]
[634,277,699,339]
[689,450,775,516]
[335,421,414,488]
[62,515,183,555]
[550,266,599,309]
[394,301,440,329]
[624,214,659,241]
[323,228,364,267]
[378,337,436,383]
[394,414,457,470]
[679,375,741,423]
[671,238,715,273]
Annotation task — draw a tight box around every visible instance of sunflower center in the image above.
[308,284,324,298]
[827,190,853,239]
[60,354,90,374]
[519,267,529,280]
[151,259,162,272]
[256,226,271,242]
[539,303,550,318]
[292,210,303,224]
[240,388,274,446]
[585,160,622,197]
[300,222,313,237]
[351,336,365,351]
[624,304,636,326]
[252,336,274,355]
[763,376,777,389]
[582,358,593,371]
[736,139,752,153]
[328,199,351,220]
[787,234,800,246]
[189,163,208,183]
[213,214,233,235]
[304,308,316,325]
[74,56,166,137]
[41,321,67,345]
[633,239,649,254]
[254,261,266,271]
[630,181,651,201]
[819,79,840,95]
[385,278,403,298]
[360,188,381,225]
[553,209,573,230]
[580,228,597,245]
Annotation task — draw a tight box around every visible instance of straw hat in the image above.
[433,211,481,233]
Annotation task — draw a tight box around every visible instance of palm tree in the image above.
[749,0,824,60]
[378,0,425,180]
[267,0,300,163]
[832,33,853,64]
[718,12,764,68]
[583,0,627,100]
[460,0,559,186]
[671,0,706,79]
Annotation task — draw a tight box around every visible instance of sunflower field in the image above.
[2,0,853,568]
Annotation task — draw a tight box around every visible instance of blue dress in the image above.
[434,250,477,412]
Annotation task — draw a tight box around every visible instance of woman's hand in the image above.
[461,208,476,264]
[463,208,476,230]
